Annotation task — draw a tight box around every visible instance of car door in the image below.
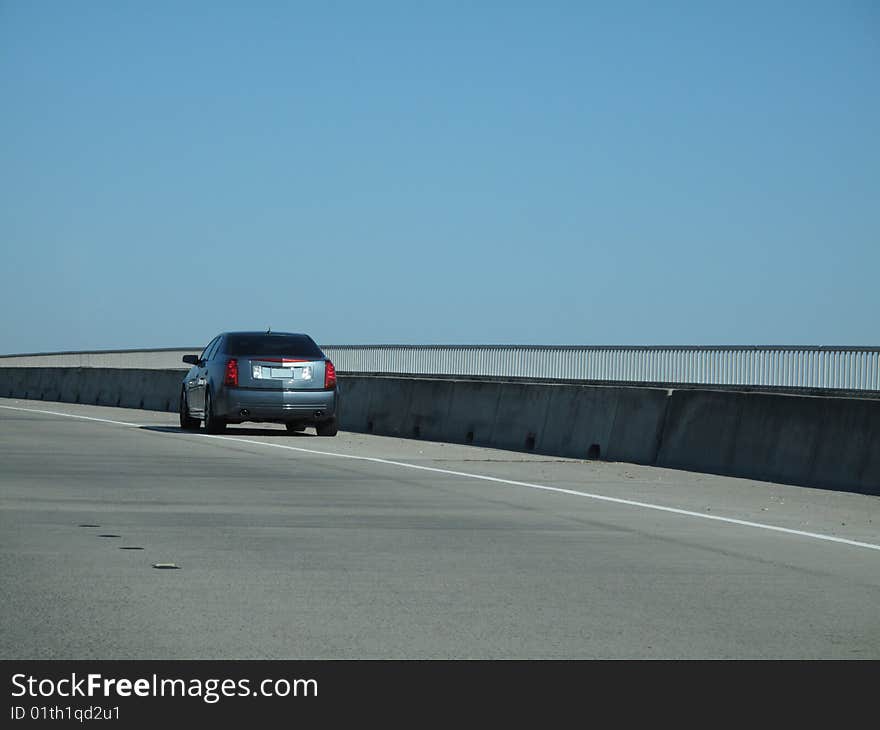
[189,337,218,413]
[201,335,224,402]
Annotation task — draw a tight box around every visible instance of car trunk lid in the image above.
[236,356,328,390]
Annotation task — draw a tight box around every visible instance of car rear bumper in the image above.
[216,387,338,423]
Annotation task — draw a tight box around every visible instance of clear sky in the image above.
[1,1,878,352]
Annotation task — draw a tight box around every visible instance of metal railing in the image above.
[2,345,879,392]
[321,345,880,392]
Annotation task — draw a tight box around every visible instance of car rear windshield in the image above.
[225,334,324,358]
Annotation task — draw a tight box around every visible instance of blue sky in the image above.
[1,1,877,352]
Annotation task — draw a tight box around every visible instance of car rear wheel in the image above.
[179,390,200,430]
[203,389,226,433]
[285,423,306,433]
[316,418,338,437]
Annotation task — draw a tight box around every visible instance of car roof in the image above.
[221,331,312,337]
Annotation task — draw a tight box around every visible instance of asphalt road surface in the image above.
[1,398,878,659]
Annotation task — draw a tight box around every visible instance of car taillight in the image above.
[324,360,336,389]
[224,358,239,386]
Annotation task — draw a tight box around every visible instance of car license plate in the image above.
[254,365,313,380]
[269,368,294,379]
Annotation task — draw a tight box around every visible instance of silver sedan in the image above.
[180,331,339,435]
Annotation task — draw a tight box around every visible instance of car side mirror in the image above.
[182,355,199,365]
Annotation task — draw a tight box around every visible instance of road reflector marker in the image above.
[153,563,180,570]
[78,524,100,528]
[119,546,144,550]
[97,534,121,538]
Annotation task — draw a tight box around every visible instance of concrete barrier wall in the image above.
[657,389,880,495]
[2,368,877,495]
[1,368,182,412]
[339,375,669,465]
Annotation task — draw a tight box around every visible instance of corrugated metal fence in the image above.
[322,345,880,392]
[2,345,879,392]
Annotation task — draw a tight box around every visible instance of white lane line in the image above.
[3,402,880,553]
[0,404,145,428]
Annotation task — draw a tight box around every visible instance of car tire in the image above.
[203,389,226,433]
[285,423,306,433]
[179,390,200,430]
[315,418,338,437]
